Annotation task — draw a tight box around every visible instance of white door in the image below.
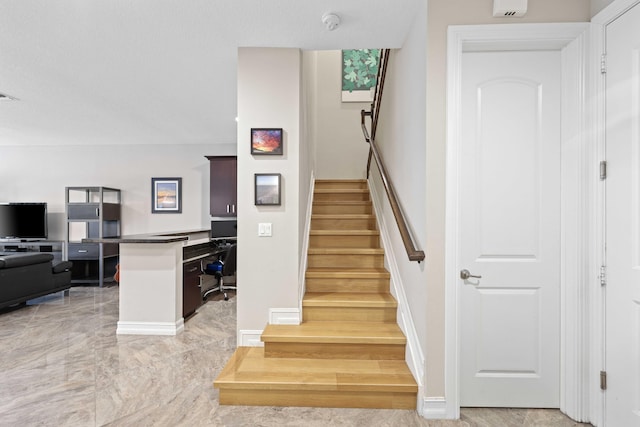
[605,2,640,425]
[459,50,561,407]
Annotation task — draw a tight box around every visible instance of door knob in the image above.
[460,269,482,280]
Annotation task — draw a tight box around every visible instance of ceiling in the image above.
[0,0,421,146]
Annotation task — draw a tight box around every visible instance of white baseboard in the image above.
[367,177,425,388]
[116,319,184,336]
[239,329,264,347]
[269,308,301,325]
[421,397,449,419]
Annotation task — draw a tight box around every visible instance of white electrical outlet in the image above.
[258,223,272,237]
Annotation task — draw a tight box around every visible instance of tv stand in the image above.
[0,240,66,263]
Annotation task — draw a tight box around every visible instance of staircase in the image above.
[214,179,417,409]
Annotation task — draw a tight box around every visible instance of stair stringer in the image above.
[367,176,425,412]
[298,173,315,307]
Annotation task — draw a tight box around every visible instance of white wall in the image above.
[591,0,616,16]
[371,0,428,402]
[236,48,302,337]
[314,51,371,180]
[0,143,235,239]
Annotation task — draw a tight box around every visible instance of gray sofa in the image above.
[0,253,72,310]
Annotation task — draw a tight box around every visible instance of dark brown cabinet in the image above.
[207,156,237,217]
[183,259,202,319]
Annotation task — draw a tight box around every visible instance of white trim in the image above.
[367,176,425,391]
[116,319,184,336]
[422,397,448,419]
[560,29,591,423]
[587,17,606,425]
[445,25,464,420]
[445,23,590,421]
[239,329,264,347]
[589,2,640,425]
[269,308,301,325]
[299,173,315,308]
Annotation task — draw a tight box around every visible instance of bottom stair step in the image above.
[214,347,417,409]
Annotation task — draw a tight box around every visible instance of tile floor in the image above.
[0,286,591,426]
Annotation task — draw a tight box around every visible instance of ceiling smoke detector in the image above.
[493,0,528,17]
[322,13,341,31]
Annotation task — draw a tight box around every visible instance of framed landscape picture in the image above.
[151,177,182,213]
[254,174,281,206]
[251,128,283,155]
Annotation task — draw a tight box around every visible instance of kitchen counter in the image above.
[84,229,212,336]
[83,228,210,245]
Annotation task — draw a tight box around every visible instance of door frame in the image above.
[590,1,640,425]
[444,23,590,421]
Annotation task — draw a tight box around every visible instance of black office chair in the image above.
[203,243,237,301]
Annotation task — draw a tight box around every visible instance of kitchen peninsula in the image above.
[84,229,212,336]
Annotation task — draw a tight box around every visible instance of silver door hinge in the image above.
[600,265,607,286]
[601,54,607,74]
[600,161,607,180]
[600,370,607,390]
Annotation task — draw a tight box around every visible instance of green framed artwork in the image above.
[341,49,380,102]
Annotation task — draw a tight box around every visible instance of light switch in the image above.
[258,223,272,237]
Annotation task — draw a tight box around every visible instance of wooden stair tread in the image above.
[305,267,390,278]
[314,189,369,194]
[312,214,374,219]
[214,347,417,392]
[303,292,396,308]
[308,248,384,255]
[315,179,367,183]
[313,200,371,205]
[262,322,406,344]
[310,229,379,236]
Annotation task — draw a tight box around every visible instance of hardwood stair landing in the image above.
[214,179,417,410]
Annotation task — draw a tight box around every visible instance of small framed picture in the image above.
[254,174,281,206]
[251,128,283,155]
[152,177,182,213]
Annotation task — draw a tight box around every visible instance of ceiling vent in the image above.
[493,0,528,17]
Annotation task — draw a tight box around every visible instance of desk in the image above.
[182,240,234,318]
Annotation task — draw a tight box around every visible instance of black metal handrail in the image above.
[361,49,425,263]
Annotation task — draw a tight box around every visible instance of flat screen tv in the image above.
[0,203,48,240]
